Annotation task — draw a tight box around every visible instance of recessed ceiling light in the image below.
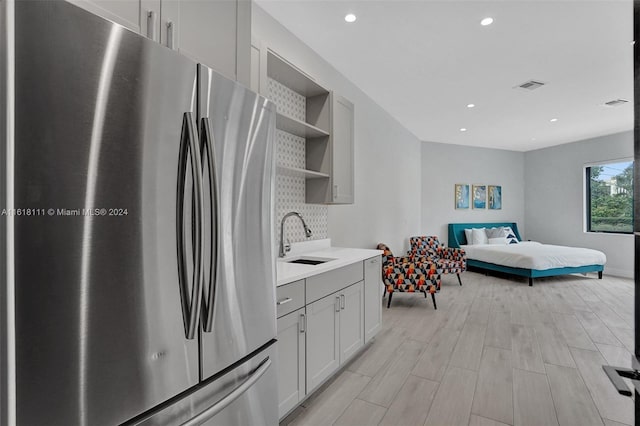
[467,103,475,108]
[550,118,558,122]
[344,13,357,23]
[460,128,467,132]
[480,17,494,26]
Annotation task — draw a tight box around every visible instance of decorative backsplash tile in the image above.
[268,79,305,121]
[276,131,305,169]
[269,78,328,251]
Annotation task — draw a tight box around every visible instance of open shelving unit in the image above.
[267,50,333,198]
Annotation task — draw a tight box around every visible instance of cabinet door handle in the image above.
[335,296,341,312]
[146,10,157,41]
[300,313,306,333]
[166,21,175,49]
[340,294,345,310]
[333,184,338,199]
[277,297,292,306]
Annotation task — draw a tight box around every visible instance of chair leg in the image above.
[457,273,462,286]
[431,292,437,310]
[382,286,386,298]
[387,291,393,308]
[423,290,427,298]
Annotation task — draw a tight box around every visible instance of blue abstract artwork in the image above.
[473,185,486,209]
[455,184,469,209]
[488,185,502,210]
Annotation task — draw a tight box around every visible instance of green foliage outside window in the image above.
[587,161,633,233]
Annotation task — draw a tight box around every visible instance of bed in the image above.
[448,222,606,286]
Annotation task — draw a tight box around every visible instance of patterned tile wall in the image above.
[269,78,328,250]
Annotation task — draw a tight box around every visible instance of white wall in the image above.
[420,141,526,245]
[253,6,423,254]
[524,131,633,278]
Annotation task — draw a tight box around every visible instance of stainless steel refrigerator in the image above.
[601,1,639,417]
[0,1,278,425]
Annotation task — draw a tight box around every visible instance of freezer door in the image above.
[14,2,202,425]
[198,65,277,379]
[131,342,278,426]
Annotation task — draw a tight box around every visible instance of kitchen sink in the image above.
[285,256,335,265]
[288,259,327,265]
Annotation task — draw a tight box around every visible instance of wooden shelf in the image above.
[276,113,329,139]
[277,165,329,180]
[267,51,328,97]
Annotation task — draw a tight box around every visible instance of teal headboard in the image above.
[448,222,522,248]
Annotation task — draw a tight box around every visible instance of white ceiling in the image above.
[256,0,633,151]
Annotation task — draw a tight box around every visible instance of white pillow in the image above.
[471,228,488,245]
[488,237,508,245]
[464,229,472,245]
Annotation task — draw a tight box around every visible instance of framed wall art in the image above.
[488,185,502,210]
[472,185,486,209]
[455,184,470,209]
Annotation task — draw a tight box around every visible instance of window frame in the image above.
[584,157,634,235]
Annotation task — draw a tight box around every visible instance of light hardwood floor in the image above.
[281,271,635,426]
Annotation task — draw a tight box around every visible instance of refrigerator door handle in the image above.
[177,112,205,340]
[200,117,219,333]
[180,357,272,426]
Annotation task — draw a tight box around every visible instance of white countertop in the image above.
[276,239,383,286]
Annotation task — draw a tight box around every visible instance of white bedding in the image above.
[461,241,606,270]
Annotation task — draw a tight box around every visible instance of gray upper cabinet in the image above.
[329,94,355,204]
[67,0,251,84]
[68,0,142,32]
[173,0,249,83]
[305,91,355,204]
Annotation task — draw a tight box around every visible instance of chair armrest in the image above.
[442,247,467,261]
[407,250,438,262]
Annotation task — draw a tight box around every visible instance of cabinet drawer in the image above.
[306,262,363,304]
[276,280,305,318]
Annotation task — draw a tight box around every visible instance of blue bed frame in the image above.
[448,222,604,286]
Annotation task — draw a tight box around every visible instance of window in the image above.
[585,159,633,234]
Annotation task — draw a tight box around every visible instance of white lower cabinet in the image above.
[276,308,306,419]
[277,260,380,420]
[306,292,341,392]
[364,256,383,343]
[339,281,364,363]
[306,281,364,393]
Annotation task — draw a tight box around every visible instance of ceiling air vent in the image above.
[515,80,545,91]
[603,99,629,107]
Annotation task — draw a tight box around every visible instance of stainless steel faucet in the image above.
[279,212,312,257]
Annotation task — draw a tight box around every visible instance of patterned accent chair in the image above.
[377,243,439,309]
[409,236,467,287]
